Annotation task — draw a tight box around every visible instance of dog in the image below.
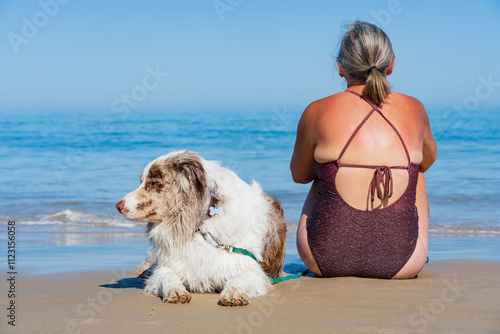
[116,150,287,306]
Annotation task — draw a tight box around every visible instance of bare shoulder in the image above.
[304,92,348,118]
[390,92,426,112]
[388,92,429,126]
[316,91,353,105]
[300,95,332,124]
[298,100,320,132]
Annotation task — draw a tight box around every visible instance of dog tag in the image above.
[209,206,224,217]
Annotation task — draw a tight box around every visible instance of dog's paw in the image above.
[163,287,192,304]
[143,267,190,304]
[218,287,249,307]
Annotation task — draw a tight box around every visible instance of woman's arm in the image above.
[290,103,317,184]
[419,104,437,173]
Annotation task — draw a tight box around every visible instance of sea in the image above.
[1,108,499,275]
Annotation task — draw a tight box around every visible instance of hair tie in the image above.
[368,65,378,74]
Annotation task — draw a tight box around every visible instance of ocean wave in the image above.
[1,210,499,237]
[429,226,500,237]
[0,209,141,229]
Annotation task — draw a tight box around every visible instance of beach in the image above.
[1,260,499,334]
[1,110,500,333]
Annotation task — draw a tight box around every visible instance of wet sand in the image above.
[1,260,499,333]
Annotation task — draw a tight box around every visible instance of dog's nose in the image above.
[116,200,126,213]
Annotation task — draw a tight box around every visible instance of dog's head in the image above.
[116,150,210,239]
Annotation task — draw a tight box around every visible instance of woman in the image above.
[290,21,437,279]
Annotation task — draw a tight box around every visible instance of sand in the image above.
[1,260,499,334]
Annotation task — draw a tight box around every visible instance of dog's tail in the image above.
[260,196,287,278]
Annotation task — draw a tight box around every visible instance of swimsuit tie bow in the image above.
[371,166,393,202]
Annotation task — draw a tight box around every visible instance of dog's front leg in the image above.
[144,266,191,304]
[218,267,272,307]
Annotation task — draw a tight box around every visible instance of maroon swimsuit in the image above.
[307,91,419,278]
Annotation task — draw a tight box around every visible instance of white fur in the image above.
[118,151,282,305]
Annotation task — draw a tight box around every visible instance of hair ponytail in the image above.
[337,21,394,106]
[364,65,391,105]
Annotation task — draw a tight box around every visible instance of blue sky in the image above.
[0,0,499,113]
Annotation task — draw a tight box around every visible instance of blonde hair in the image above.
[337,21,395,105]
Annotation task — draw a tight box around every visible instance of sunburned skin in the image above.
[291,67,437,279]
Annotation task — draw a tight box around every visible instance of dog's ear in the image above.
[168,152,209,236]
[171,151,208,201]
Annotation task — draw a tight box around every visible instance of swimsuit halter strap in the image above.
[337,91,412,166]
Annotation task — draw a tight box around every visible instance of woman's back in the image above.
[311,88,427,211]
